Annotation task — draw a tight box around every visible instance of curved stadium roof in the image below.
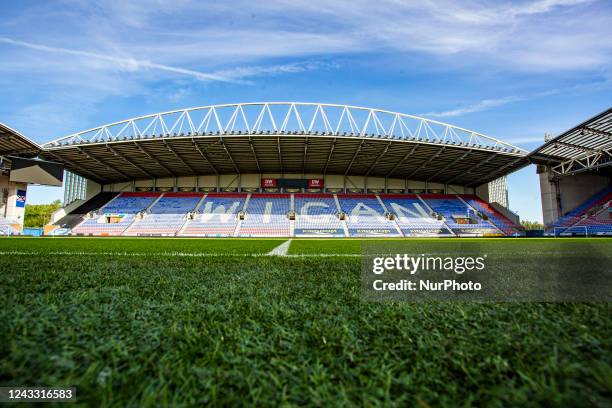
[0,122,41,157]
[528,107,612,176]
[37,102,529,186]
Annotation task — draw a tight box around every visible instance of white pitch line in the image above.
[0,250,359,258]
[266,239,292,256]
[0,250,598,258]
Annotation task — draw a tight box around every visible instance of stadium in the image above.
[2,0,611,404]
[2,102,610,238]
[1,104,611,406]
[0,102,531,237]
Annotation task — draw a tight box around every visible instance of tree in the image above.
[521,220,544,230]
[24,200,62,228]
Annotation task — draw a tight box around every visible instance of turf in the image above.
[1,237,611,407]
[288,236,612,255]
[0,237,283,255]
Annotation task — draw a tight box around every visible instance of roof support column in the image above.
[192,139,219,175]
[322,138,336,175]
[219,137,240,174]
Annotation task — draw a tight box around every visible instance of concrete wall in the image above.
[406,180,425,189]
[53,180,101,224]
[51,198,85,224]
[198,175,217,189]
[490,202,520,225]
[367,177,385,191]
[387,178,404,190]
[177,176,197,189]
[558,172,610,214]
[98,174,478,195]
[447,185,466,194]
[325,175,344,189]
[538,165,611,226]
[0,173,27,230]
[219,174,240,189]
[537,166,560,227]
[241,174,259,188]
[428,182,444,192]
[86,180,101,200]
[134,179,154,190]
[104,181,132,192]
[156,177,174,188]
[475,183,490,203]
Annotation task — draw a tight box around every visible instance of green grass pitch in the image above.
[1,237,610,406]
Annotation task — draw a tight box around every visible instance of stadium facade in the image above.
[0,123,42,234]
[1,103,610,237]
[528,108,612,236]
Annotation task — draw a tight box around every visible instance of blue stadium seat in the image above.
[461,194,521,235]
[180,193,247,237]
[380,194,450,236]
[552,186,612,235]
[72,192,160,236]
[294,194,345,237]
[126,193,202,236]
[240,194,291,237]
[421,194,498,236]
[337,194,401,237]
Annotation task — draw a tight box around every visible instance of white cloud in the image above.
[3,1,610,77]
[0,37,243,84]
[15,0,607,71]
[422,74,612,118]
[155,0,608,70]
[1,0,610,138]
[422,96,524,117]
[211,61,341,80]
[0,35,343,88]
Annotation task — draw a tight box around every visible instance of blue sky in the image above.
[1,0,611,221]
